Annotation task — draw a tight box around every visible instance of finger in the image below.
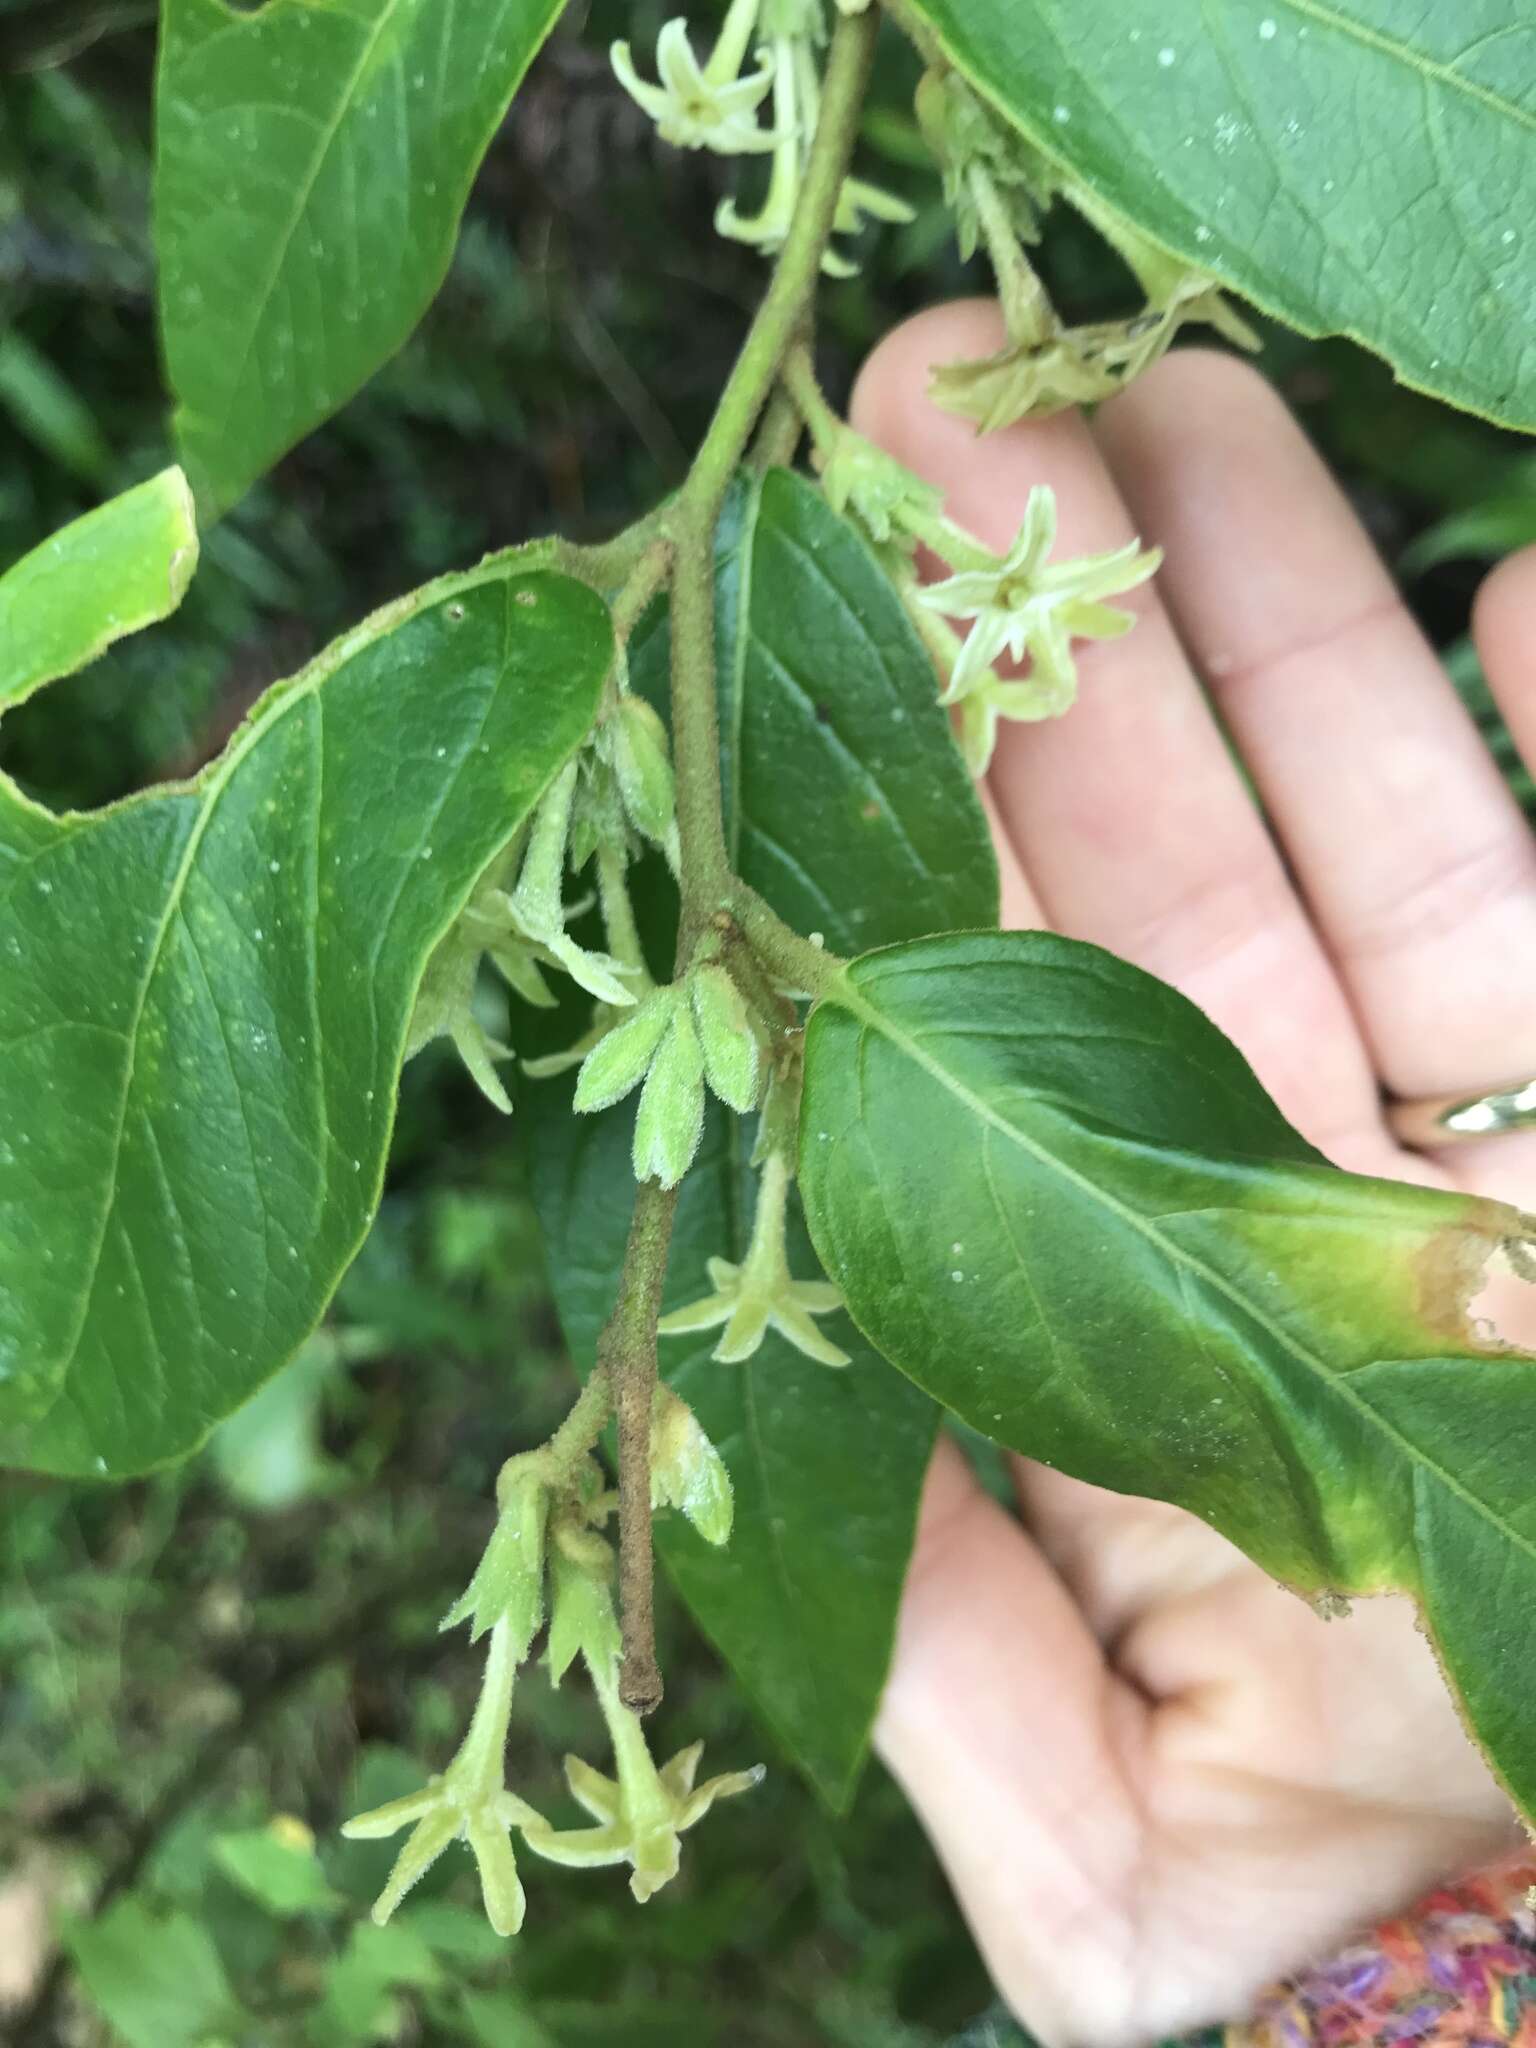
[1474,545,1536,774]
[1096,348,1536,1114]
[851,303,1396,1176]
[979,784,1047,929]
[1444,549,1536,1207]
[877,1437,1146,2042]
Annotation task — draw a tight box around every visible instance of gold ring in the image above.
[1388,1076,1536,1150]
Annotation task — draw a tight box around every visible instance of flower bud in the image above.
[612,697,676,847]
[650,1386,733,1546]
[546,1526,623,1688]
[689,964,760,1115]
[573,987,678,1113]
[632,1003,706,1188]
[441,1458,548,1655]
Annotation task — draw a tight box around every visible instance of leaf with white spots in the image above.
[0,553,610,1471]
[800,930,1536,1818]
[156,0,569,512]
[905,0,1536,428]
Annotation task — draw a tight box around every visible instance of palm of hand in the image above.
[853,306,1536,2047]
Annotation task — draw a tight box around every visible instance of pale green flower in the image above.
[659,1152,849,1367]
[342,1620,537,1937]
[919,485,1161,772]
[521,1616,761,1902]
[612,12,780,156]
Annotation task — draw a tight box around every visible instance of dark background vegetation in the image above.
[2,2,1533,2041]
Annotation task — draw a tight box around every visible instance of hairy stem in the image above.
[596,8,877,1716]
[538,1362,615,1484]
[730,881,848,998]
[667,6,880,948]
[598,1177,679,1713]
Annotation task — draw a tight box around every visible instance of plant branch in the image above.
[680,10,879,523]
[730,881,848,998]
[665,6,880,951]
[590,8,878,1723]
[597,1175,679,1714]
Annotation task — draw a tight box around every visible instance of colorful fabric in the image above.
[1226,1858,1536,2048]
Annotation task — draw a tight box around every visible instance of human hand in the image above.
[851,303,1536,2047]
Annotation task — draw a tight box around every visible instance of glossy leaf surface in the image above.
[526,471,997,1801]
[156,0,567,511]
[800,931,1536,1812]
[630,468,1000,952]
[904,0,1536,428]
[0,467,197,709]
[0,555,610,1471]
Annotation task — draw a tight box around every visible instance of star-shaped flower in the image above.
[658,1152,849,1367]
[520,1652,762,1903]
[918,485,1161,772]
[342,1619,537,1937]
[612,18,780,155]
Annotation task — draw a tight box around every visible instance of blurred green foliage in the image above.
[2,5,1533,2042]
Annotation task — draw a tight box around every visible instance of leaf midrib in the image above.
[724,475,829,1722]
[840,983,1536,1577]
[187,0,408,451]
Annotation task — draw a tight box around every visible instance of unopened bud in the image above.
[632,1004,706,1188]
[441,1459,549,1655]
[612,697,676,846]
[573,987,678,1113]
[689,964,760,1115]
[650,1386,733,1546]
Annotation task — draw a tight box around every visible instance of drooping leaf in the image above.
[904,0,1536,430]
[155,0,569,512]
[0,552,611,1470]
[799,930,1536,1813]
[524,470,997,1802]
[0,466,197,709]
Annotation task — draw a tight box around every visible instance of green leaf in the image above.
[524,471,995,1803]
[312,1919,440,2045]
[799,931,1536,1814]
[1403,478,1536,572]
[905,0,1536,429]
[0,467,197,710]
[0,329,111,482]
[67,1895,235,2048]
[0,554,611,1470]
[213,1824,342,1916]
[629,468,1000,951]
[155,0,569,513]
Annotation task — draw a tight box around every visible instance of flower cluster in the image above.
[613,0,912,274]
[570,957,763,1186]
[405,683,677,1109]
[344,1409,754,1935]
[918,68,1258,433]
